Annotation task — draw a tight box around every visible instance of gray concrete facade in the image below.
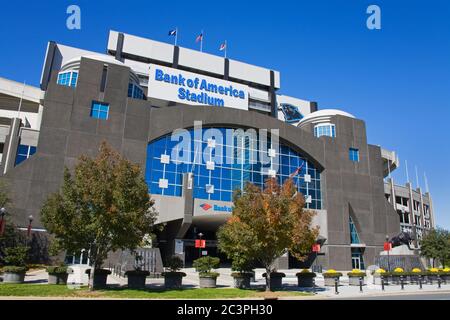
[0,57,404,270]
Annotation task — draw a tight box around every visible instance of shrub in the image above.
[125,270,150,277]
[323,269,342,278]
[296,269,316,277]
[347,269,366,277]
[2,266,27,273]
[85,269,111,276]
[193,256,220,278]
[46,266,68,274]
[3,246,29,267]
[165,256,184,272]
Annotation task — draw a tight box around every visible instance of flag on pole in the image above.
[196,31,204,52]
[196,33,203,43]
[219,41,227,58]
[289,163,305,178]
[168,28,178,46]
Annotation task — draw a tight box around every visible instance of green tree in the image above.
[218,178,319,291]
[420,227,450,268]
[41,142,158,290]
[0,181,27,265]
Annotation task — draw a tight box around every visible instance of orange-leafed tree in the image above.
[218,178,319,291]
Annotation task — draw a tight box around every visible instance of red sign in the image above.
[384,242,392,251]
[195,240,206,248]
[312,244,321,253]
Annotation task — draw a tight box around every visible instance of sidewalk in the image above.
[17,268,450,299]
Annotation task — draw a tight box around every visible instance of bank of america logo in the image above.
[200,203,212,211]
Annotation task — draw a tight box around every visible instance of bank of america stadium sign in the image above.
[148,64,249,110]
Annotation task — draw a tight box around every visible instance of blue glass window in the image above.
[349,216,361,244]
[314,123,336,138]
[349,148,359,162]
[128,83,144,100]
[90,102,109,120]
[145,127,322,209]
[15,144,37,165]
[57,71,78,88]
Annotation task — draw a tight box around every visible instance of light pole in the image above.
[27,215,33,239]
[0,207,6,236]
[385,235,391,272]
[198,232,204,258]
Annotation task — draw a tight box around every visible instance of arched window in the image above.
[145,127,322,209]
[314,123,336,138]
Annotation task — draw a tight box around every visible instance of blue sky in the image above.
[0,0,449,228]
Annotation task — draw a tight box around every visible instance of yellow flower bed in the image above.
[443,268,450,272]
[350,269,361,273]
[428,268,439,273]
[394,267,404,273]
[375,268,386,274]
[325,269,337,274]
[412,268,422,273]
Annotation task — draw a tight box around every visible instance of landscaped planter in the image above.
[348,276,366,286]
[125,270,150,289]
[85,269,111,288]
[440,273,450,284]
[323,271,343,287]
[231,273,252,289]
[199,274,219,288]
[426,273,439,284]
[2,267,26,284]
[296,271,316,288]
[163,272,186,289]
[47,266,69,285]
[347,270,366,286]
[262,272,286,291]
[391,274,408,285]
[373,273,390,285]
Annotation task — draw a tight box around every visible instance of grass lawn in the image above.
[0,284,312,299]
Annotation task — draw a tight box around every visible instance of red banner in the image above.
[312,244,321,253]
[384,242,392,251]
[195,240,206,248]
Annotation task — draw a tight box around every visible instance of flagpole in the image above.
[200,30,204,52]
[225,40,227,59]
[175,27,178,46]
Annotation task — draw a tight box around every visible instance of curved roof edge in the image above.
[298,109,355,127]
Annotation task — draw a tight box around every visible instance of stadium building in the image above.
[0,31,435,270]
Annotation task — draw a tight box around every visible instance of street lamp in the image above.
[385,235,391,272]
[27,215,34,238]
[0,207,6,235]
[198,232,204,258]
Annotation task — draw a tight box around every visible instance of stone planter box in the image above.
[232,273,252,289]
[85,269,111,288]
[262,273,285,291]
[373,275,389,285]
[199,276,218,288]
[2,272,26,284]
[296,276,315,288]
[348,276,365,286]
[48,273,69,285]
[324,277,340,287]
[163,272,186,289]
[126,271,150,289]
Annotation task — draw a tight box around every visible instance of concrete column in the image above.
[1,118,22,175]
[176,173,194,239]
[406,182,418,248]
